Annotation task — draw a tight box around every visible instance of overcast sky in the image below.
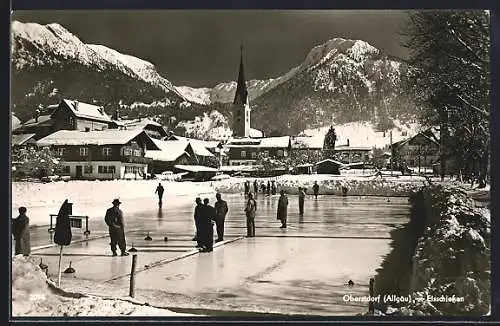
[12,10,410,87]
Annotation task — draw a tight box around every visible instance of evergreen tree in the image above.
[323,126,338,150]
[403,10,490,186]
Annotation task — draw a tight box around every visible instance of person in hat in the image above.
[298,187,306,216]
[277,190,288,228]
[244,192,257,237]
[313,181,320,200]
[104,199,129,256]
[200,198,215,252]
[12,207,30,256]
[155,183,165,207]
[192,197,203,247]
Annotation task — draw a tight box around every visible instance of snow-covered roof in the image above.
[12,133,36,146]
[21,114,53,127]
[226,136,290,148]
[249,128,263,138]
[335,145,372,151]
[174,165,219,172]
[36,129,155,147]
[171,135,220,149]
[291,136,323,149]
[260,136,291,148]
[145,139,191,162]
[119,118,163,129]
[61,99,112,123]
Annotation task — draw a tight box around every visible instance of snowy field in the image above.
[12,180,215,227]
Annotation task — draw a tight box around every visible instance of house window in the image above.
[57,148,65,156]
[98,166,116,174]
[69,117,75,127]
[79,147,88,156]
[277,150,284,157]
[62,166,70,174]
[123,148,132,156]
[241,151,246,158]
[133,149,141,157]
[102,147,112,156]
[251,152,257,159]
[84,165,93,174]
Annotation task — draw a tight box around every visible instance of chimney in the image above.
[35,109,41,123]
[112,109,120,120]
[73,100,79,110]
[98,106,104,115]
[347,139,350,147]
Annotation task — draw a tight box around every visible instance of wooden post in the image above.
[369,277,375,314]
[129,254,138,298]
[57,246,63,287]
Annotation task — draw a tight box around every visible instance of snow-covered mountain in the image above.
[11,20,418,139]
[11,21,194,122]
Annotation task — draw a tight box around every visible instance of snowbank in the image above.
[369,184,491,316]
[215,174,426,197]
[12,255,197,317]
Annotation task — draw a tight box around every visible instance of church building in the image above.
[232,46,252,138]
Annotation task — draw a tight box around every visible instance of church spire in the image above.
[233,45,248,105]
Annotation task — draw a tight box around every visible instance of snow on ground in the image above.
[301,120,420,149]
[174,86,212,105]
[12,180,214,226]
[12,255,197,317]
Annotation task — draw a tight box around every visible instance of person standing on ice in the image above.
[243,180,249,196]
[12,207,30,256]
[266,181,271,196]
[155,183,165,207]
[253,180,259,196]
[199,198,215,252]
[313,181,319,200]
[271,180,277,195]
[192,197,203,247]
[214,193,228,242]
[277,190,289,228]
[104,199,129,256]
[298,187,306,216]
[244,192,257,237]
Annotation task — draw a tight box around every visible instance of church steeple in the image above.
[232,45,251,138]
[234,45,248,105]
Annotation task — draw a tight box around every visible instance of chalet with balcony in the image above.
[13,99,112,140]
[225,136,291,166]
[36,129,159,180]
[391,127,441,173]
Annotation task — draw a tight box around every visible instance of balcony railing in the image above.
[121,155,152,164]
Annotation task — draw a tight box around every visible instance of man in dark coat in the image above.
[104,199,129,256]
[193,197,203,247]
[214,193,229,242]
[271,181,277,195]
[260,182,266,194]
[253,180,258,196]
[244,192,257,237]
[155,183,165,207]
[313,181,320,200]
[244,181,249,196]
[12,207,30,256]
[277,190,288,228]
[200,198,215,252]
[298,187,306,216]
[266,181,271,196]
